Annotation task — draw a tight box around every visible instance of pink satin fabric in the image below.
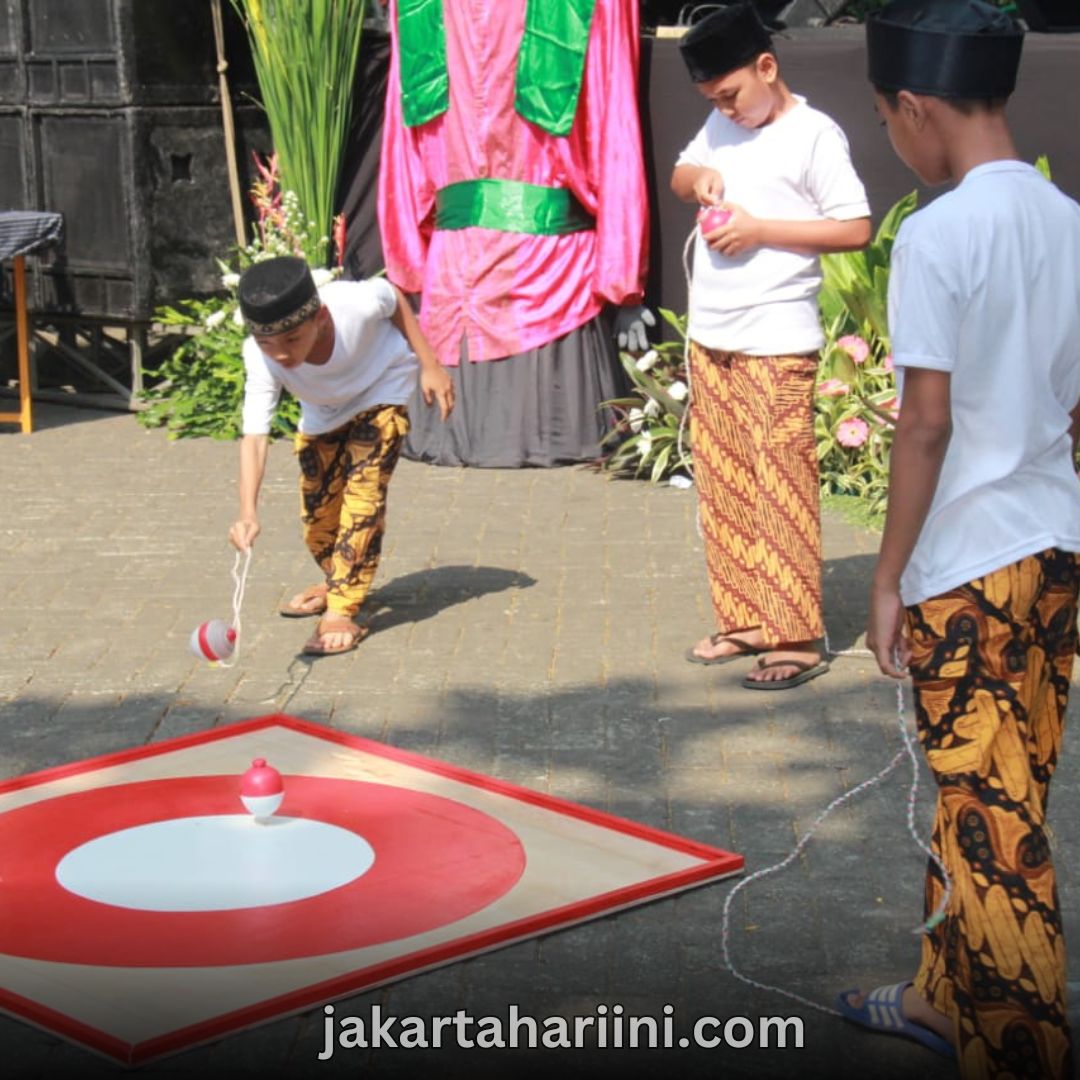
[378,0,648,366]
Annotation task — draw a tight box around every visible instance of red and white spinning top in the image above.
[189,619,237,663]
[240,758,284,820]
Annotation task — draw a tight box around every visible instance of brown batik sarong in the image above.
[688,341,824,643]
[294,404,410,619]
[907,548,1079,1079]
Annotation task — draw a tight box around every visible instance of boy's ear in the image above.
[896,89,926,130]
[753,52,778,85]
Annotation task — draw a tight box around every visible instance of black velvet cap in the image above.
[867,0,1024,99]
[679,3,773,84]
[238,256,320,335]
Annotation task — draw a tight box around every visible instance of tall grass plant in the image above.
[230,0,367,265]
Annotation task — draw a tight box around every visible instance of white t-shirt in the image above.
[890,161,1080,605]
[241,278,418,436]
[676,98,870,355]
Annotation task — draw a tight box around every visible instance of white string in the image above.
[215,548,252,669]
[718,646,953,1016]
[676,227,698,485]
[676,215,954,1011]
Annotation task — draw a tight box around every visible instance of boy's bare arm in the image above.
[671,164,724,206]
[1070,397,1080,455]
[704,207,871,257]
[867,367,952,677]
[389,285,454,420]
[230,433,269,550]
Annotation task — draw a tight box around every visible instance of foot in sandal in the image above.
[302,615,369,656]
[280,583,329,618]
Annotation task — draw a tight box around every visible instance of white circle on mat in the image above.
[55,816,375,912]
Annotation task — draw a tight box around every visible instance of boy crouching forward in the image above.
[229,256,453,656]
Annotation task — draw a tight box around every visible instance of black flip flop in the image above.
[741,657,829,690]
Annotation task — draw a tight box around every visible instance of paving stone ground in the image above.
[2,404,1078,1080]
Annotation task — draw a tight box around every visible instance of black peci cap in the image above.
[867,0,1024,99]
[238,256,320,336]
[679,3,773,84]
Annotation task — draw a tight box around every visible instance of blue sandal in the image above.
[836,981,955,1060]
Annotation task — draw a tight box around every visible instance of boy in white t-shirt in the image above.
[672,2,871,689]
[229,256,453,656]
[840,2,1080,1074]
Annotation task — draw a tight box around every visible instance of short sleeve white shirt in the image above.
[241,278,418,436]
[676,98,870,355]
[889,162,1080,605]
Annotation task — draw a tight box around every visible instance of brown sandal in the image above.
[279,584,328,618]
[302,617,370,657]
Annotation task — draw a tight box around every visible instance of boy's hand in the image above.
[692,168,725,207]
[229,517,261,552]
[866,581,910,679]
[704,202,761,256]
[422,364,455,420]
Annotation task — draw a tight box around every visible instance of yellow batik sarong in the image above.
[907,548,1079,1079]
[688,341,824,643]
[293,404,410,619]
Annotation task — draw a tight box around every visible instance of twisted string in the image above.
[718,649,953,1016]
[215,548,252,669]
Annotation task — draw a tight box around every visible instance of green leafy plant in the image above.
[230,0,367,264]
[137,293,300,441]
[813,190,917,521]
[601,308,693,482]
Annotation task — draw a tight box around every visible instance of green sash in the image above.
[396,0,597,136]
[435,179,593,235]
[515,0,597,137]
[396,0,449,128]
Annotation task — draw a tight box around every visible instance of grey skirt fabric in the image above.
[403,315,629,468]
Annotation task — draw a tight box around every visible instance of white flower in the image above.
[668,380,689,401]
[220,272,240,289]
[233,307,245,326]
[638,430,653,456]
[634,349,659,372]
[204,309,227,329]
[311,267,336,287]
[628,407,645,433]
[669,475,694,490]
[644,398,661,418]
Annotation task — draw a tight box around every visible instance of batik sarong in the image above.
[688,341,824,643]
[294,405,410,619]
[907,548,1079,1079]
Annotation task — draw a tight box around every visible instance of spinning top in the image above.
[189,619,237,663]
[698,206,732,234]
[240,758,284,820]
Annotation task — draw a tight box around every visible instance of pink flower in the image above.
[817,378,850,398]
[881,396,899,419]
[882,354,894,373]
[836,417,870,448]
[838,335,871,365]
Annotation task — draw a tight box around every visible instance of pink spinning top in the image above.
[697,206,732,234]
